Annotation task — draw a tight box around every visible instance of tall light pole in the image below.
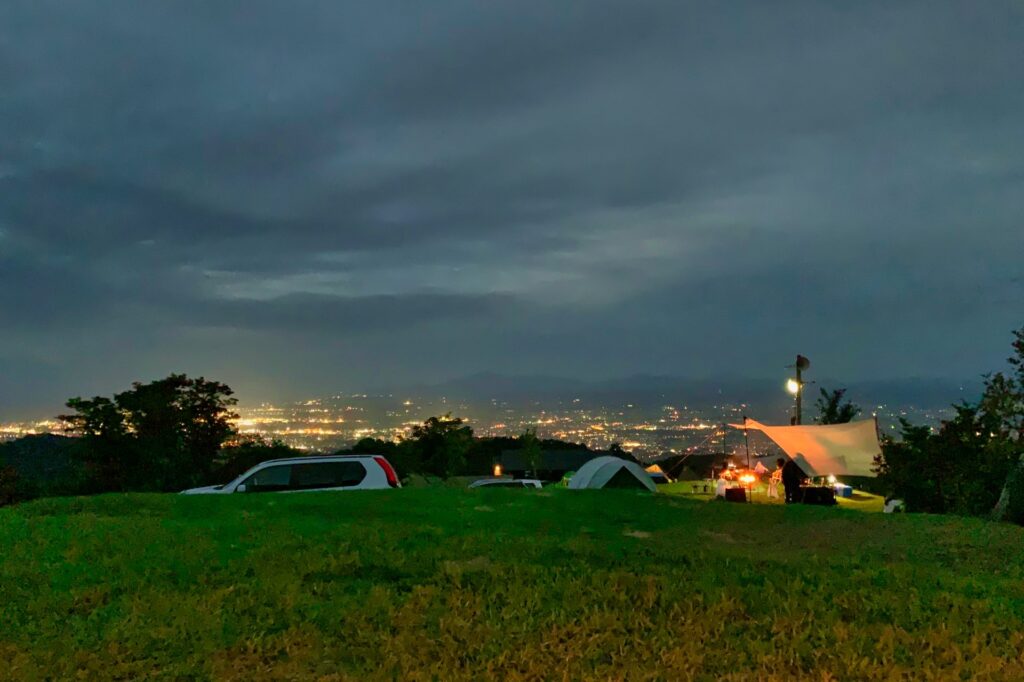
[786,355,810,424]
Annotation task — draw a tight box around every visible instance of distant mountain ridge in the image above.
[396,373,983,412]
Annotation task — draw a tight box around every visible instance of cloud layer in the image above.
[2,1,1022,415]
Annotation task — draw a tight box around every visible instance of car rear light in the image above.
[373,456,399,488]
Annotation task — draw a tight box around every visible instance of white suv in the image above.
[181,455,401,494]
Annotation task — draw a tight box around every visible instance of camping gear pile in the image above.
[568,417,883,507]
[725,418,883,505]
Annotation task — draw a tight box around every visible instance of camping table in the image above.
[799,486,837,506]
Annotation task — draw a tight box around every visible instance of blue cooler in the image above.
[836,485,853,498]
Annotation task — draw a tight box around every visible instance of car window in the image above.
[290,461,367,490]
[241,465,292,492]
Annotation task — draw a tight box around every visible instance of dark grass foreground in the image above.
[2,489,1023,680]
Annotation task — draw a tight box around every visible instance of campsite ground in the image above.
[660,480,887,512]
[2,488,1023,680]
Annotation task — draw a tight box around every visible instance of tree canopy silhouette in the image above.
[876,324,1024,523]
[985,325,1024,521]
[403,413,473,479]
[814,387,861,424]
[519,428,542,477]
[59,374,238,492]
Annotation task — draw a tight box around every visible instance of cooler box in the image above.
[724,488,747,503]
[835,485,853,498]
[801,487,837,506]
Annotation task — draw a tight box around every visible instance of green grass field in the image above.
[2,489,1023,680]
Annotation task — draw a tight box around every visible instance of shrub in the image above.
[0,465,19,506]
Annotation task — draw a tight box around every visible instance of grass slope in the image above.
[2,489,1023,680]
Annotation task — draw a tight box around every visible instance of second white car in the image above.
[468,478,543,489]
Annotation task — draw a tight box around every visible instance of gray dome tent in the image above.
[567,456,656,492]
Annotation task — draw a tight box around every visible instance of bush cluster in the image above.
[876,325,1024,522]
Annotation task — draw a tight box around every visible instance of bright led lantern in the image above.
[786,379,800,395]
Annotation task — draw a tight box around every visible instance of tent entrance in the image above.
[604,466,649,489]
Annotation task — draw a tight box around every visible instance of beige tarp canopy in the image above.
[730,418,881,478]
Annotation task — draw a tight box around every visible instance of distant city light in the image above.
[1,394,953,463]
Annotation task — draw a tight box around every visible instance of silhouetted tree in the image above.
[985,325,1024,521]
[347,437,400,457]
[876,325,1024,520]
[876,404,1012,516]
[608,443,638,463]
[874,420,931,508]
[404,413,473,478]
[815,387,861,424]
[465,436,518,476]
[539,439,590,451]
[59,374,238,492]
[335,431,596,481]
[60,396,135,491]
[519,428,542,478]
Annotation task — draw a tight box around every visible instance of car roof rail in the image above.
[259,454,380,465]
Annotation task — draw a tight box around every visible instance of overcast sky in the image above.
[2,1,1022,417]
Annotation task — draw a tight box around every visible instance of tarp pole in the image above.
[795,362,803,424]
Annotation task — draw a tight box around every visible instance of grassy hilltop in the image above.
[2,489,1024,680]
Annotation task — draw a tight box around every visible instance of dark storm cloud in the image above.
[1,0,1023,416]
[185,291,520,334]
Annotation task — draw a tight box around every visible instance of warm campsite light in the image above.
[739,473,756,486]
[786,379,800,395]
[493,464,502,477]
[827,474,837,485]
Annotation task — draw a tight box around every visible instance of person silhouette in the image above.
[781,456,807,504]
